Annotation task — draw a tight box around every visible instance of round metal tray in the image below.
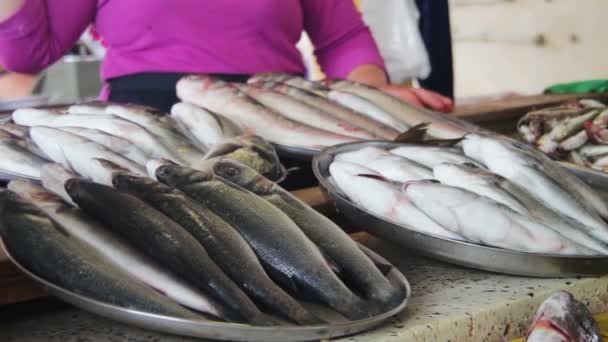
[1,240,409,342]
[312,141,608,278]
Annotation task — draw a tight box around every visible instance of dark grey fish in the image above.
[64,179,271,325]
[151,163,372,320]
[0,189,200,319]
[112,173,322,325]
[209,158,403,311]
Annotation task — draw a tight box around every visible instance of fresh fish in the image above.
[0,122,29,138]
[336,148,432,183]
[329,80,473,139]
[390,145,483,169]
[12,108,182,163]
[525,291,601,342]
[248,73,330,97]
[64,179,271,325]
[209,158,403,311]
[237,84,376,140]
[462,133,608,244]
[68,101,111,115]
[329,161,464,241]
[328,90,409,132]
[196,135,286,182]
[177,75,356,149]
[30,127,146,179]
[9,179,224,318]
[150,161,371,320]
[57,127,150,165]
[537,109,599,154]
[592,108,608,126]
[558,130,588,151]
[335,147,391,165]
[112,172,321,325]
[579,144,608,158]
[0,189,201,319]
[403,181,590,255]
[40,163,77,205]
[259,82,400,139]
[433,163,608,254]
[584,121,608,144]
[170,102,242,151]
[0,130,48,178]
[103,103,206,165]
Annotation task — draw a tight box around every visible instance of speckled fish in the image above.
[432,163,608,254]
[463,133,608,245]
[390,145,483,169]
[13,108,182,163]
[403,181,591,255]
[30,127,146,179]
[194,135,286,182]
[248,73,330,97]
[112,172,321,325]
[0,130,48,178]
[65,179,271,325]
[8,179,224,318]
[329,80,474,139]
[0,189,201,319]
[237,84,376,140]
[329,161,464,241]
[328,90,409,132]
[209,158,403,311]
[170,102,242,151]
[177,76,356,149]
[525,291,601,342]
[57,127,150,165]
[149,161,371,320]
[258,82,400,139]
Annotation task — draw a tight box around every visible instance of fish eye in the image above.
[225,167,240,177]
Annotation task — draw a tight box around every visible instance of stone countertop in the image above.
[2,233,608,342]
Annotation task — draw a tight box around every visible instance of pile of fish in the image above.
[0,156,404,325]
[518,98,608,172]
[175,73,475,150]
[524,291,601,342]
[329,132,608,255]
[0,102,286,182]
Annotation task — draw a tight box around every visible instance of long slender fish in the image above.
[237,84,376,140]
[29,127,146,178]
[64,179,271,325]
[404,181,591,255]
[328,90,410,132]
[433,163,608,254]
[13,108,182,163]
[390,145,483,169]
[149,161,371,320]
[0,131,48,178]
[329,80,474,139]
[9,180,224,318]
[112,172,321,325]
[57,127,150,165]
[263,82,400,139]
[248,73,330,97]
[0,189,201,319]
[170,102,242,151]
[176,75,356,149]
[209,158,403,311]
[462,133,608,245]
[329,161,464,241]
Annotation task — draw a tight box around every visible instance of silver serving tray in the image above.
[1,240,409,342]
[313,141,608,278]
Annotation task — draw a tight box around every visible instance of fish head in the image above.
[209,158,274,194]
[111,172,156,195]
[154,163,213,188]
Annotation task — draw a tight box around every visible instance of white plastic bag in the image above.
[360,0,431,83]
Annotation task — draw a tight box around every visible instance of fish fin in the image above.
[422,137,465,147]
[374,260,394,276]
[393,123,430,143]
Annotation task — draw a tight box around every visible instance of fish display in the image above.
[65,178,271,324]
[0,130,48,179]
[328,90,409,132]
[0,189,201,319]
[149,161,373,320]
[524,291,601,342]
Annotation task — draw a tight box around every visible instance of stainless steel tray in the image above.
[1,240,409,342]
[313,141,608,278]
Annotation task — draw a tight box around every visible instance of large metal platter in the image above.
[313,140,608,278]
[0,240,410,342]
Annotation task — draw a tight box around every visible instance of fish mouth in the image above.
[357,174,389,182]
[528,316,572,342]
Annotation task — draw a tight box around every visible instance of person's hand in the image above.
[379,85,454,113]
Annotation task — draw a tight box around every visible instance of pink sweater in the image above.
[0,0,385,82]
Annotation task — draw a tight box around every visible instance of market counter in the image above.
[2,233,607,342]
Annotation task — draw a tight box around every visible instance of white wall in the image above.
[451,0,608,97]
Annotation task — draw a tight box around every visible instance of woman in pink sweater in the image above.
[0,0,452,113]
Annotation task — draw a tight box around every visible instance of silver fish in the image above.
[390,145,483,169]
[0,130,48,179]
[328,90,409,132]
[558,130,588,151]
[248,73,330,97]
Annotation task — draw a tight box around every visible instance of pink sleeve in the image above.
[301,0,386,79]
[0,0,96,73]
